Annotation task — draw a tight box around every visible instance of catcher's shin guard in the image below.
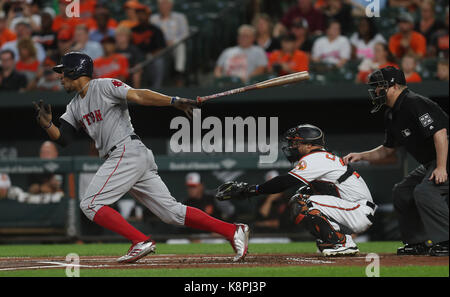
[289,195,345,246]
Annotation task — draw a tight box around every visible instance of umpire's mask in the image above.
[281,124,325,163]
[367,66,406,113]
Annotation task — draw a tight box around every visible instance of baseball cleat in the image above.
[397,242,431,256]
[321,235,359,257]
[231,223,250,262]
[429,241,449,257]
[117,239,156,263]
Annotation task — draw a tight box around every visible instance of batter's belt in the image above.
[103,134,141,159]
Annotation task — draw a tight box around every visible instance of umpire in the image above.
[344,66,448,256]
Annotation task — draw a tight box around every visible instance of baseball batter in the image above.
[216,124,376,256]
[33,52,249,263]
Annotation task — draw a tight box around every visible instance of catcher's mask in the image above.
[281,124,325,163]
[53,52,93,80]
[367,66,406,113]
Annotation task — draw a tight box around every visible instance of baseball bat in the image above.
[197,71,310,103]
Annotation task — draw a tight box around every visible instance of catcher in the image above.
[216,124,376,256]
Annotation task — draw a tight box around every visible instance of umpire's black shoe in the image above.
[397,242,430,255]
[429,241,449,257]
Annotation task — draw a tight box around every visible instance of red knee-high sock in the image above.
[184,206,236,241]
[93,206,149,244]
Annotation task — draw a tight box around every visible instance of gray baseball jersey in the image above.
[60,78,135,158]
[62,78,187,224]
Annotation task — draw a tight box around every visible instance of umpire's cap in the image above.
[367,66,406,113]
[53,52,93,80]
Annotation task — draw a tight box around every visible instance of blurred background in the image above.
[0,0,448,244]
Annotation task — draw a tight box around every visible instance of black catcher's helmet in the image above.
[281,124,325,163]
[53,52,93,80]
[367,66,406,113]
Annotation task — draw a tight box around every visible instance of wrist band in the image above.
[170,96,179,104]
[44,122,53,129]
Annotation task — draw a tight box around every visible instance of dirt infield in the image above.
[0,253,447,271]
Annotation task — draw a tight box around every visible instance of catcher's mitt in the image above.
[215,181,257,201]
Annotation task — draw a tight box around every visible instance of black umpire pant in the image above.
[392,161,449,245]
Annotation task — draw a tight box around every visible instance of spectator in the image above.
[93,36,129,81]
[429,6,448,58]
[51,0,83,33]
[281,0,325,35]
[79,0,97,19]
[15,38,40,87]
[5,0,42,33]
[401,54,422,83]
[415,0,445,47]
[290,18,313,54]
[28,141,63,195]
[1,20,46,62]
[40,140,58,159]
[35,59,62,91]
[356,42,399,83]
[115,25,144,88]
[88,6,115,43]
[252,13,280,54]
[150,0,189,86]
[0,173,11,200]
[54,27,74,60]
[0,11,16,47]
[268,33,309,76]
[32,10,57,55]
[320,0,353,35]
[350,17,386,60]
[131,3,166,88]
[214,24,268,83]
[40,27,73,72]
[388,0,420,11]
[85,4,118,32]
[311,19,351,68]
[72,24,103,60]
[436,58,449,80]
[118,0,140,29]
[389,11,427,59]
[0,49,27,92]
[183,172,235,221]
[253,171,290,232]
[184,172,216,217]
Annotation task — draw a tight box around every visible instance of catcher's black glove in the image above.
[215,181,258,201]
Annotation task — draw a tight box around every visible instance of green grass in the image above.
[0,241,403,257]
[0,242,447,277]
[0,266,447,277]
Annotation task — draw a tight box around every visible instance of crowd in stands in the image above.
[0,0,187,91]
[0,0,448,92]
[216,0,448,84]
